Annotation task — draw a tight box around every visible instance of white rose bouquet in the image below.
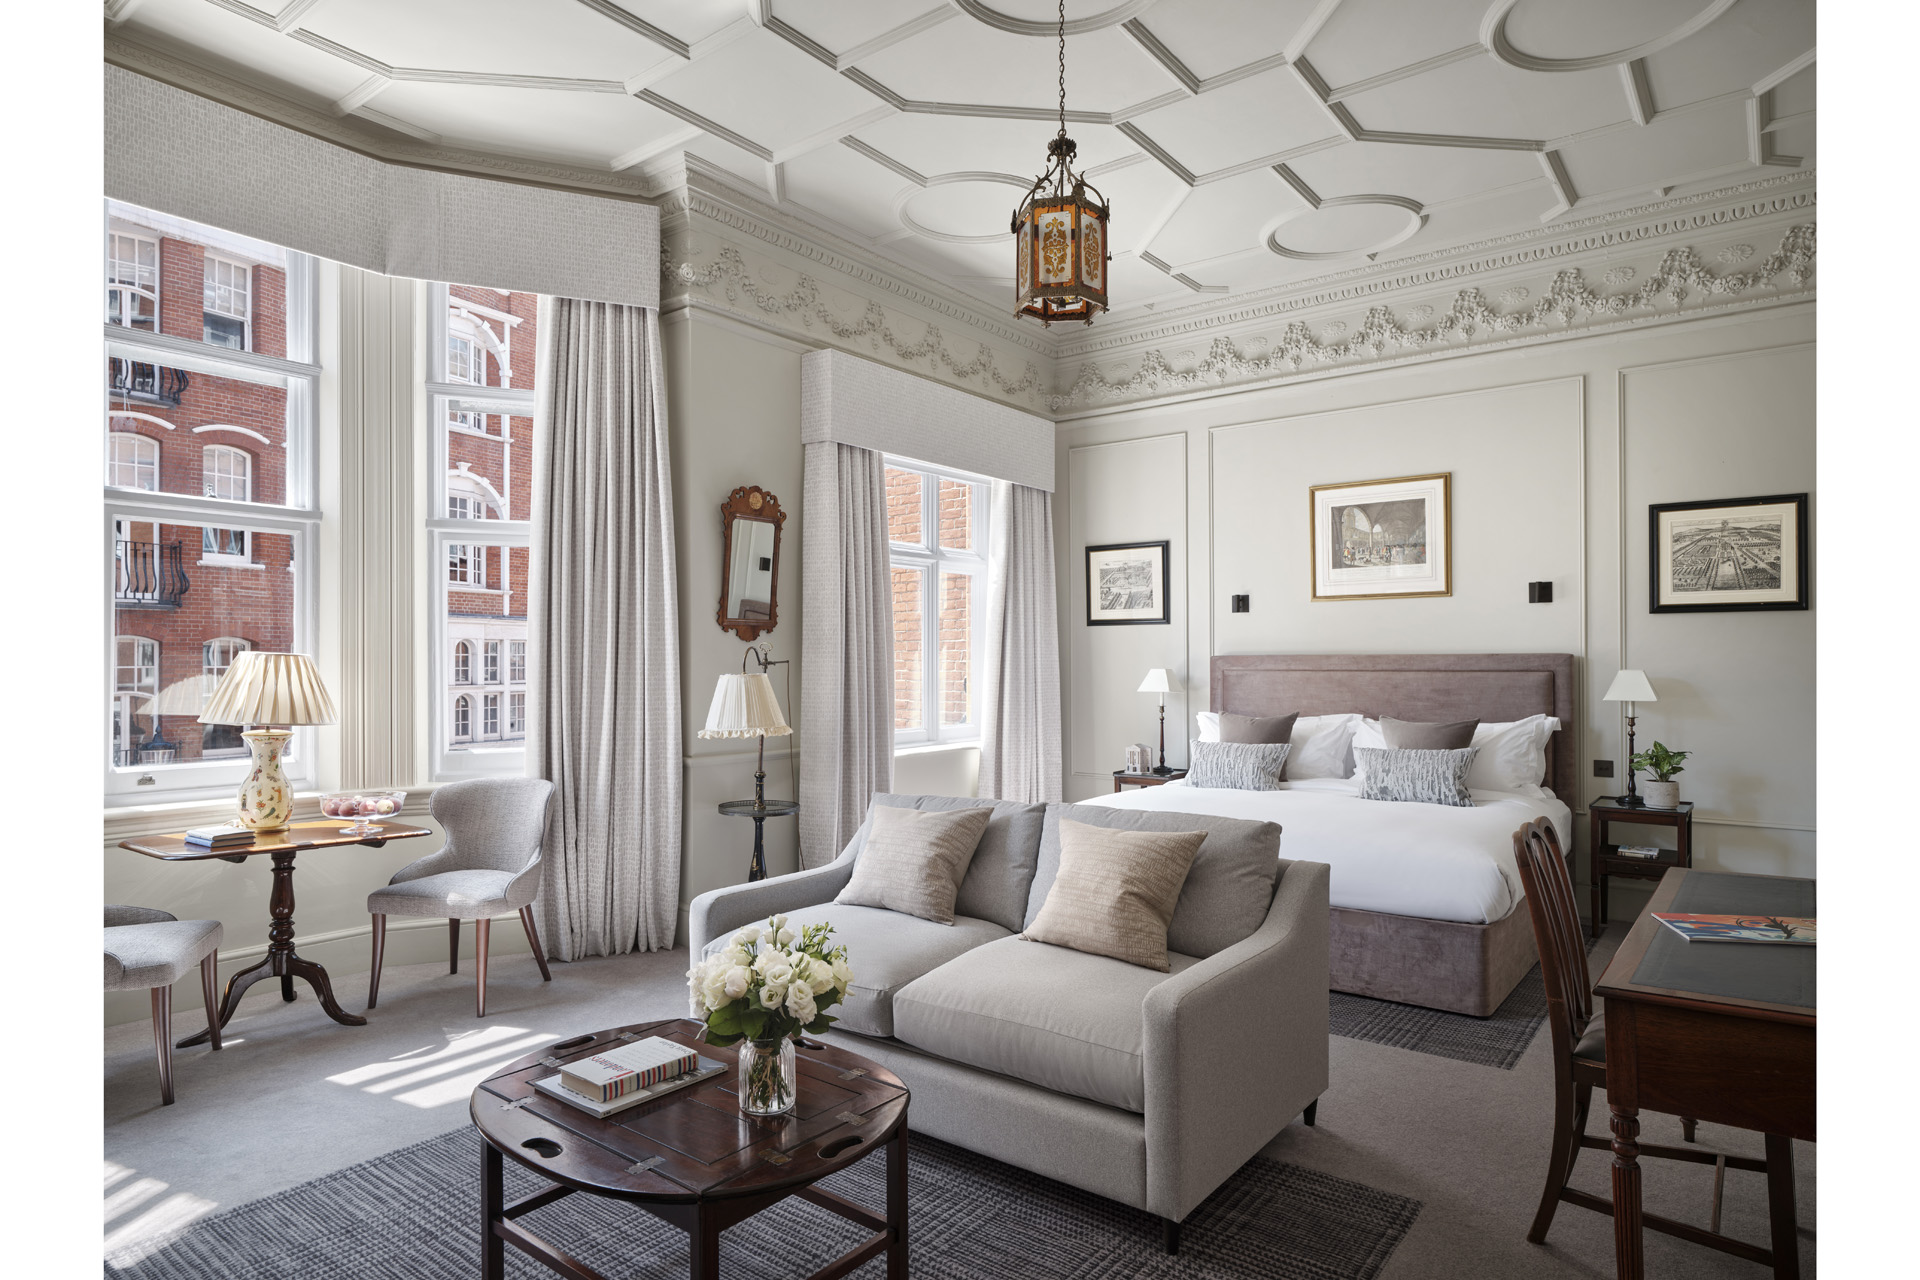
[687,914,853,1113]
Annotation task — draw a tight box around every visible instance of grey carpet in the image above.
[104,1127,1421,1280]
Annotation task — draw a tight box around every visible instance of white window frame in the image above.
[509,690,526,737]
[453,695,472,742]
[885,456,990,749]
[509,640,526,684]
[104,201,320,804]
[200,444,253,564]
[107,431,159,492]
[483,693,501,738]
[483,640,501,685]
[453,640,473,685]
[106,232,159,331]
[202,253,251,351]
[200,637,252,758]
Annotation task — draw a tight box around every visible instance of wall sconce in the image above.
[1528,581,1553,603]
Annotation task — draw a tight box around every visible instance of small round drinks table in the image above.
[717,798,799,882]
[470,1017,909,1280]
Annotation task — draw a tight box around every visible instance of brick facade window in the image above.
[108,432,159,491]
[510,691,526,735]
[454,695,472,741]
[885,457,990,747]
[454,640,473,685]
[107,233,158,331]
[510,641,526,684]
[202,255,250,350]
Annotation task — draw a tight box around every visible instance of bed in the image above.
[1086,653,1576,1017]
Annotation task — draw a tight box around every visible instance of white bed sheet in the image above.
[1084,777,1571,925]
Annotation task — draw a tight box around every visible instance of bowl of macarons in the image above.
[321,790,406,837]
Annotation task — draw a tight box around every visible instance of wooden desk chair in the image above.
[1513,818,1784,1255]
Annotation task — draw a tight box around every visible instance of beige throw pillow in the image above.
[1021,819,1206,971]
[836,804,994,924]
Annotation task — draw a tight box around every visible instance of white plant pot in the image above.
[1642,780,1680,810]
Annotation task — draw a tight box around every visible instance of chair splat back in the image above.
[430,777,556,875]
[1513,818,1592,1057]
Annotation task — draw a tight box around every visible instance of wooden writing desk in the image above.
[1594,867,1814,1280]
[119,819,431,1046]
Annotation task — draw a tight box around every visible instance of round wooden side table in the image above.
[471,1017,909,1280]
[717,798,800,882]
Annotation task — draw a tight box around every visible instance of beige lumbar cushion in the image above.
[836,804,995,924]
[1020,819,1206,971]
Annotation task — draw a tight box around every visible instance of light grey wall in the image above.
[1055,305,1816,896]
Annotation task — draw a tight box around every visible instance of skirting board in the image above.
[1329,900,1539,1018]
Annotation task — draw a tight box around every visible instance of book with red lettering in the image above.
[1653,914,1815,945]
[560,1037,699,1102]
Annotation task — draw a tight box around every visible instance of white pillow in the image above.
[1465,715,1561,796]
[1193,711,1359,780]
[1349,718,1386,787]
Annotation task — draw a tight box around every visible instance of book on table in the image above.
[183,824,255,848]
[1653,913,1816,945]
[533,1052,728,1119]
[561,1037,700,1102]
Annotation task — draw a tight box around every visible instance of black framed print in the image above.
[1309,473,1452,602]
[1649,493,1809,613]
[1085,541,1171,626]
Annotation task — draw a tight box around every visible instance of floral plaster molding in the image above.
[1052,224,1814,412]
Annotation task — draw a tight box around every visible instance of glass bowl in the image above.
[320,790,406,837]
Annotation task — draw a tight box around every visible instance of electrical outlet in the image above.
[1592,759,1614,778]
[1231,594,1249,613]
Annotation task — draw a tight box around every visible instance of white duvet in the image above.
[1084,778,1571,925]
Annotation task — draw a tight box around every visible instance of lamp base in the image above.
[236,729,294,832]
[1615,794,1645,809]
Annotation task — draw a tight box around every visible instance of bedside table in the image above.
[1114,769,1185,792]
[1588,796,1694,939]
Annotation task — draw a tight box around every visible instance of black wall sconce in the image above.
[1231,594,1250,613]
[1528,581,1553,604]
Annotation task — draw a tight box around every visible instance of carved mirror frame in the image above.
[716,485,786,642]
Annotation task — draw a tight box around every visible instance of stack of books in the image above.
[183,824,256,852]
[532,1036,725,1118]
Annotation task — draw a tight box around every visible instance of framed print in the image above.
[1649,493,1809,613]
[1309,473,1451,602]
[1086,541,1171,625]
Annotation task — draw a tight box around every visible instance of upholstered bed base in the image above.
[1329,899,1538,1017]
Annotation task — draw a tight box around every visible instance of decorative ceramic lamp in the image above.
[1138,668,1175,775]
[1601,668,1657,809]
[197,651,337,832]
[697,670,792,808]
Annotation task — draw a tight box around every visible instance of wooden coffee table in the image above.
[470,1017,909,1280]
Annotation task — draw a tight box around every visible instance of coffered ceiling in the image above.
[105,0,1817,322]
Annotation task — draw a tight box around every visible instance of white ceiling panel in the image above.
[683,135,777,193]
[647,31,887,155]
[1285,139,1543,210]
[1402,184,1563,253]
[305,0,666,82]
[853,22,1182,115]
[600,0,747,47]
[369,81,684,164]
[1079,158,1193,255]
[1124,67,1335,176]
[1770,121,1815,168]
[1556,96,1751,199]
[1770,63,1816,118]
[1302,0,1490,90]
[1125,0,1320,81]
[849,114,1138,181]
[1145,168,1297,267]
[779,145,917,241]
[1641,0,1815,109]
[1345,55,1627,143]
[770,2,956,59]
[115,0,374,105]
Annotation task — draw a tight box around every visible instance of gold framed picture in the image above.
[1309,473,1452,602]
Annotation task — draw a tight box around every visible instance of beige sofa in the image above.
[688,794,1330,1252]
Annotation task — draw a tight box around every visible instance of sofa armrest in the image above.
[1141,858,1331,1223]
[686,850,858,956]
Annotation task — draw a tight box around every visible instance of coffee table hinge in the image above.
[760,1150,793,1166]
[626,1156,665,1175]
[539,1056,565,1069]
[835,1110,869,1127]
[837,1066,867,1081]
[500,1096,536,1111]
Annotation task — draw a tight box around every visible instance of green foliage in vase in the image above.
[1631,741,1689,782]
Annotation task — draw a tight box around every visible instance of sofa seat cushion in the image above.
[891,936,1199,1114]
[704,903,1009,1039]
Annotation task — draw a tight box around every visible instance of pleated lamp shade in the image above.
[197,651,338,727]
[698,673,792,738]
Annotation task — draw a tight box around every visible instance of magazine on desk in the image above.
[1653,913,1815,945]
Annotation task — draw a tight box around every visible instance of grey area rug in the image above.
[1331,956,1565,1071]
[106,1128,1420,1280]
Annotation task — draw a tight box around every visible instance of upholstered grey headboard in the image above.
[1211,653,1577,801]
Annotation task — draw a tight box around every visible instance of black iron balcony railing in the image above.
[115,540,189,608]
[109,357,189,408]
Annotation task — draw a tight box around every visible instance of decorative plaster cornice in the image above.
[664,244,1045,405]
[1051,224,1814,412]
[1057,170,1816,357]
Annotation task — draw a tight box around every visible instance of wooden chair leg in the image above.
[1526,1080,1582,1243]
[519,906,552,983]
[367,914,387,1010]
[475,917,491,1018]
[1765,1133,1800,1280]
[151,986,174,1107]
[449,918,461,975]
[1682,1116,1698,1143]
[200,952,222,1052]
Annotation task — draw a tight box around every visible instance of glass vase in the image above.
[738,1036,796,1116]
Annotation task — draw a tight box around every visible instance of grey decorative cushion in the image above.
[1025,803,1282,958]
[1185,739,1291,791]
[836,804,994,924]
[1355,746,1479,807]
[1022,820,1206,971]
[1217,712,1298,745]
[1381,717,1479,750]
[369,869,522,918]
[840,794,1045,932]
[104,917,222,991]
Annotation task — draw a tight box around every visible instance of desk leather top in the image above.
[1629,870,1815,1010]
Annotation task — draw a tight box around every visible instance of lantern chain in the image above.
[1057,0,1067,139]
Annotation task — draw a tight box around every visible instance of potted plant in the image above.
[686,914,852,1116]
[1631,741,1689,810]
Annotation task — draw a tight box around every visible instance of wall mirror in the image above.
[717,485,785,641]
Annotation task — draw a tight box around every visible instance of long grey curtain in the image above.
[979,481,1063,803]
[528,298,681,957]
[799,441,893,868]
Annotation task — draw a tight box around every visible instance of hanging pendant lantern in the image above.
[1012,1,1110,326]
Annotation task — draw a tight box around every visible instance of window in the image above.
[107,432,159,491]
[509,691,526,736]
[448,543,487,586]
[453,641,472,684]
[203,255,251,350]
[448,330,480,384]
[484,640,501,684]
[886,458,990,746]
[509,641,526,684]
[483,693,500,737]
[105,201,315,800]
[454,695,472,741]
[201,445,252,562]
[106,233,158,331]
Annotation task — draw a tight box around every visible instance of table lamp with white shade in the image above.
[1138,667,1176,775]
[1601,668,1657,808]
[197,651,338,832]
[697,667,793,810]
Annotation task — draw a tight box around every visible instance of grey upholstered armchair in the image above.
[105,906,223,1106]
[366,776,556,1017]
